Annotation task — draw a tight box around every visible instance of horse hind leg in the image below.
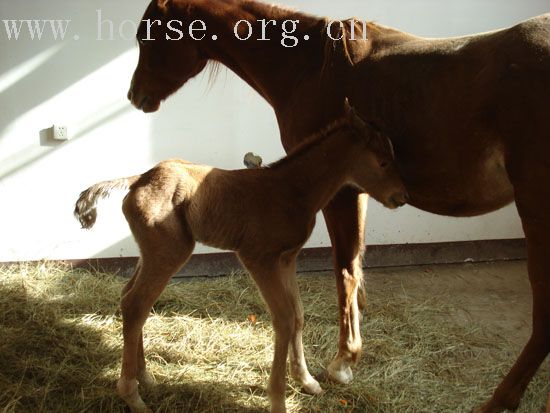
[475,158,550,412]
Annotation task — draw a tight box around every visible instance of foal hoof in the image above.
[327,362,353,384]
[302,377,323,395]
[117,378,153,413]
[138,370,156,387]
[270,402,287,413]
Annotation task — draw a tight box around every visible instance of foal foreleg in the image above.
[241,257,301,413]
[322,187,368,384]
[283,262,322,395]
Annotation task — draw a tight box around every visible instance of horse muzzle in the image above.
[127,89,160,113]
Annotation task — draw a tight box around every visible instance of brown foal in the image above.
[74,107,408,413]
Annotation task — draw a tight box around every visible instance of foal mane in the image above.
[267,117,350,170]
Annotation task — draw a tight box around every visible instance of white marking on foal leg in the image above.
[291,365,323,395]
[117,377,152,413]
[289,329,322,394]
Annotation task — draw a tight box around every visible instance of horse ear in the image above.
[157,0,171,13]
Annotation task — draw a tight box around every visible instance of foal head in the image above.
[128,0,208,112]
[344,104,409,209]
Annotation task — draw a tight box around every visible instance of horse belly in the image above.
[404,145,514,217]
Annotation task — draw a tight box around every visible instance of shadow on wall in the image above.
[0,0,154,181]
[0,0,150,137]
[0,43,131,138]
[0,104,132,180]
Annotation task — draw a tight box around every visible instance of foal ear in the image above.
[343,97,353,118]
[365,121,383,141]
[344,99,370,138]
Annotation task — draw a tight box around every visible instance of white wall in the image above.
[1,0,546,261]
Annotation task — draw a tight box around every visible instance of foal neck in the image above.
[268,120,358,213]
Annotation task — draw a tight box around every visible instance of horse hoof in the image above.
[302,378,323,395]
[327,362,353,384]
[471,399,505,413]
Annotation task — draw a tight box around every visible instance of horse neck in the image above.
[193,0,327,106]
[270,127,357,213]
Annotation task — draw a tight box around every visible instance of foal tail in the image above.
[74,175,141,229]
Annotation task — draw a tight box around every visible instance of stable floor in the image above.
[0,260,548,412]
[360,260,533,352]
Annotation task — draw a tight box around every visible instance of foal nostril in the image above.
[391,192,409,207]
[127,89,133,101]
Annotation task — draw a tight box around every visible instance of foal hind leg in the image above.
[322,188,368,384]
[475,162,550,412]
[120,260,155,387]
[117,227,194,413]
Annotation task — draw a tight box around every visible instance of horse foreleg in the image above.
[322,187,368,384]
[475,163,550,412]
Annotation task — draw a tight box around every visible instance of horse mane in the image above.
[266,117,350,170]
[205,60,224,89]
[243,1,298,18]
[322,19,371,76]
[239,0,320,25]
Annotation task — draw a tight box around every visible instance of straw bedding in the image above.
[0,263,547,412]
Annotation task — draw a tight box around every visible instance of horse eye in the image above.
[380,161,389,169]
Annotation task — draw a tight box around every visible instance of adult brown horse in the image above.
[127,0,550,411]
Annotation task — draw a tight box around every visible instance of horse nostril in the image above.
[127,90,133,101]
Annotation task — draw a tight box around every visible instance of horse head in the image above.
[128,0,208,112]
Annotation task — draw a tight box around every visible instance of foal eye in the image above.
[379,161,389,168]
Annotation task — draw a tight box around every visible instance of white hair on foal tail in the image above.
[74,176,140,229]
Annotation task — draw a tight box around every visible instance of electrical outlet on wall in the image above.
[51,125,68,141]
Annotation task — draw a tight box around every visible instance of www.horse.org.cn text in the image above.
[135,18,368,48]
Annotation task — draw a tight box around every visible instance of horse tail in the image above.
[74,175,141,229]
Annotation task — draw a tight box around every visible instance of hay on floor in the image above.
[0,262,547,412]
